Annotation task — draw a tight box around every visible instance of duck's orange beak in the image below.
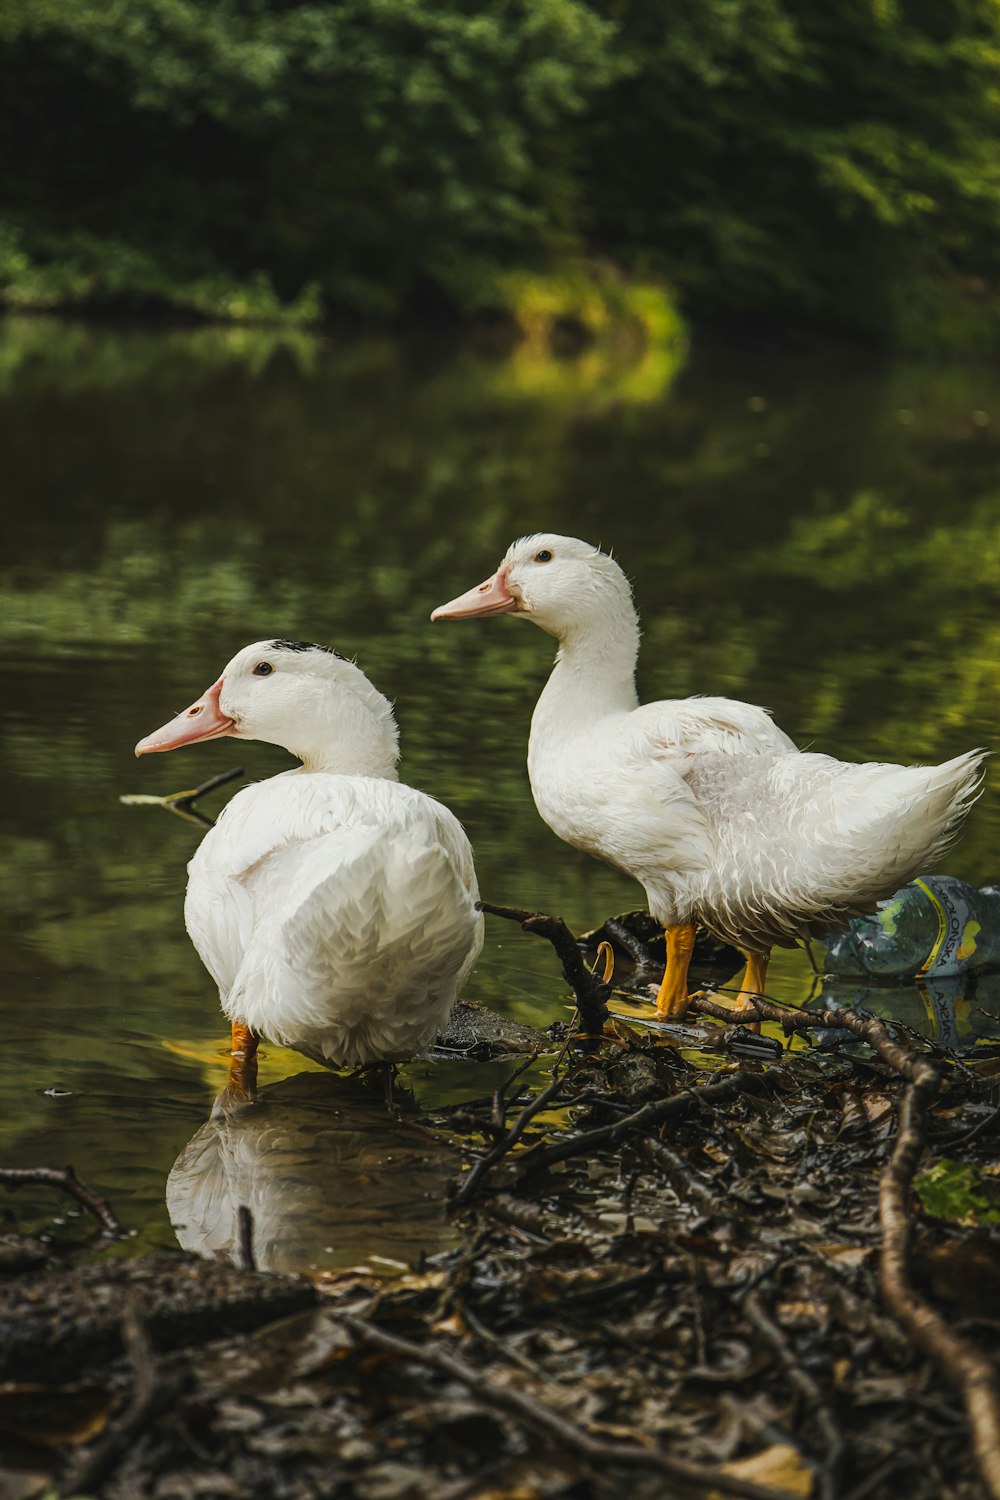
[430,566,517,621]
[135,678,234,756]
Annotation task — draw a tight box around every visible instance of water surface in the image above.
[3,316,998,1260]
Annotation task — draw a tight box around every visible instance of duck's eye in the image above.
[253,662,274,677]
[534,549,553,563]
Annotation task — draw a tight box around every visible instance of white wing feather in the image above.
[184,772,483,1065]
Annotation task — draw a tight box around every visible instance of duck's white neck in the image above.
[293,733,400,779]
[533,602,642,733]
[251,688,400,779]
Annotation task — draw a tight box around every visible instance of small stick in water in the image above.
[0,1164,125,1237]
[119,765,245,829]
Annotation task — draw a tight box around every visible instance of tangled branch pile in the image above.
[3,938,1000,1500]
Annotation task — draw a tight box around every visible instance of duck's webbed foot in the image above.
[654,933,768,1033]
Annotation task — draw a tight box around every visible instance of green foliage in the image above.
[582,0,1000,345]
[0,0,622,321]
[0,222,321,323]
[4,0,1000,340]
[915,1159,1000,1225]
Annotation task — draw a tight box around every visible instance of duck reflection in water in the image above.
[167,1057,458,1276]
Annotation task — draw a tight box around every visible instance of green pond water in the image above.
[2,315,999,1266]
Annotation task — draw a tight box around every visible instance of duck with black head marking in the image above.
[432,535,984,1022]
[136,639,484,1071]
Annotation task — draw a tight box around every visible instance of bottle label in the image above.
[913,877,978,977]
[917,976,973,1047]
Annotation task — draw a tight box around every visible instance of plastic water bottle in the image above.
[823,876,1000,980]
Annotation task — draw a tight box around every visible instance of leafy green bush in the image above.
[2,0,1000,344]
[0,0,621,321]
[582,0,1000,347]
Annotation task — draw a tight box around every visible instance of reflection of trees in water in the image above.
[167,1070,457,1275]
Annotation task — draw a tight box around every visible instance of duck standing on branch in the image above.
[135,640,484,1070]
[431,535,984,1020]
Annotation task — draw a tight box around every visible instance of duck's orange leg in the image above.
[655,923,697,1019]
[727,950,769,1031]
[227,1020,260,1099]
[230,1019,259,1060]
[230,1019,259,1061]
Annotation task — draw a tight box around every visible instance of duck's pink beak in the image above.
[135,678,234,756]
[430,566,518,621]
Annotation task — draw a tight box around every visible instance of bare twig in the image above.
[0,1165,125,1237]
[603,916,660,970]
[120,765,244,829]
[478,901,610,1033]
[879,1067,1000,1500]
[744,1290,845,1500]
[453,1072,566,1206]
[236,1204,256,1271]
[517,1068,789,1179]
[635,1135,724,1216]
[487,1053,542,1142]
[339,1310,800,1500]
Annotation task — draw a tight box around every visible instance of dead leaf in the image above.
[714,1441,813,1497]
[814,1243,873,1269]
[0,1383,112,1448]
[775,1299,826,1329]
[861,1092,894,1135]
[431,1313,467,1338]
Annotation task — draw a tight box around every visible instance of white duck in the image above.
[135,639,484,1069]
[432,535,984,1020]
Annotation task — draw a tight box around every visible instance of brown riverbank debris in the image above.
[2,908,1000,1500]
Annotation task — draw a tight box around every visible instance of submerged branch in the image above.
[119,765,244,829]
[0,1165,125,1237]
